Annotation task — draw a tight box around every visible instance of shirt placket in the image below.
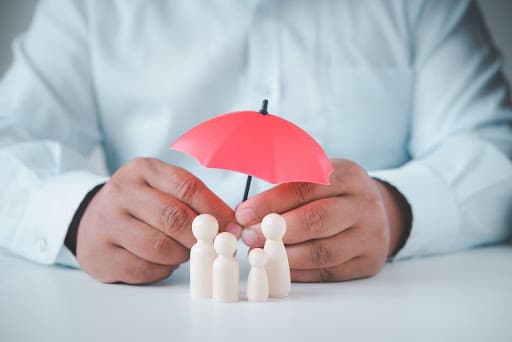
[247,2,281,113]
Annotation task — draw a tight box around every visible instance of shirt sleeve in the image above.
[0,1,108,267]
[370,0,512,259]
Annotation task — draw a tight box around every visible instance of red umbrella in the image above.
[170,100,333,201]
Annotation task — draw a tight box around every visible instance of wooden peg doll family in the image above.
[190,213,291,302]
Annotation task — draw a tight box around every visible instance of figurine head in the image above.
[248,248,267,267]
[214,232,237,256]
[261,213,286,240]
[192,214,219,241]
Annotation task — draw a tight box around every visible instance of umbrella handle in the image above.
[242,99,266,202]
[259,99,268,115]
[242,175,252,202]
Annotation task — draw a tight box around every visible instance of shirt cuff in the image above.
[11,171,108,266]
[369,160,461,260]
[55,244,80,268]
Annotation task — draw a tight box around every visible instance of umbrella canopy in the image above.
[170,100,333,200]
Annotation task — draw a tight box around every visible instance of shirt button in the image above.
[36,238,47,252]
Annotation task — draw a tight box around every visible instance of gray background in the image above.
[1,0,511,82]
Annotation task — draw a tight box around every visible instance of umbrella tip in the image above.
[259,99,269,115]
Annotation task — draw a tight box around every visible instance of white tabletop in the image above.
[1,244,511,342]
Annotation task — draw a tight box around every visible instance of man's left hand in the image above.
[235,159,411,282]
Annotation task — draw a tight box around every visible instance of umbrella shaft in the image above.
[242,175,252,202]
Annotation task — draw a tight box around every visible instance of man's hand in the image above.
[76,157,240,284]
[236,159,411,282]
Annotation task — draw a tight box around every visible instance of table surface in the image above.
[1,244,511,342]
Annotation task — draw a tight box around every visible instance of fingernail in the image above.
[236,207,256,225]
[226,222,242,238]
[242,229,258,247]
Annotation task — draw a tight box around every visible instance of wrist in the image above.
[373,178,412,257]
[65,183,105,256]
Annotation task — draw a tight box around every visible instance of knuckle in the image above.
[293,182,315,203]
[134,156,152,167]
[160,205,189,236]
[310,241,332,267]
[362,191,385,215]
[329,160,346,185]
[319,268,338,282]
[175,176,200,202]
[345,160,366,179]
[116,157,153,183]
[370,195,383,209]
[366,257,385,276]
[126,157,146,170]
[330,171,346,189]
[143,157,160,174]
[153,235,170,256]
[134,259,152,280]
[127,157,157,175]
[104,177,123,197]
[303,206,327,235]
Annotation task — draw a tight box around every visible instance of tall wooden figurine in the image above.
[262,213,291,298]
[190,214,218,298]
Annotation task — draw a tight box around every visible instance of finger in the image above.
[286,227,362,270]
[109,246,176,284]
[290,256,380,282]
[122,186,199,248]
[235,160,365,226]
[241,196,361,247]
[109,216,190,266]
[241,224,266,248]
[135,158,237,231]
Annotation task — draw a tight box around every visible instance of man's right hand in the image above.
[76,157,240,284]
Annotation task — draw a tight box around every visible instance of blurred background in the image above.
[1,0,511,82]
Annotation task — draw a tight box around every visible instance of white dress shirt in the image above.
[0,0,511,268]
